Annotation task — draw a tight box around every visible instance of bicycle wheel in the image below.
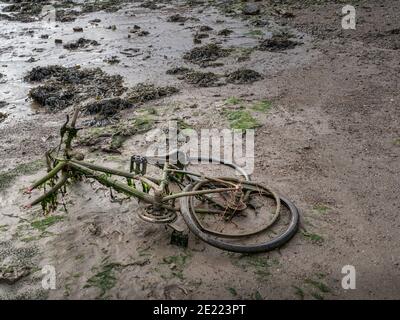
[183,155,251,182]
[179,178,299,253]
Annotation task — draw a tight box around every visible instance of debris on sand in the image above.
[258,35,300,52]
[127,83,178,104]
[84,98,133,118]
[63,38,100,50]
[199,25,213,32]
[130,29,149,37]
[25,66,126,111]
[167,14,188,23]
[0,101,7,108]
[89,18,102,24]
[218,28,233,36]
[183,44,231,66]
[0,73,5,84]
[104,56,120,64]
[120,47,141,58]
[73,26,84,32]
[166,67,191,75]
[226,69,262,84]
[0,112,8,123]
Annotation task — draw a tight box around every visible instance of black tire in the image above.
[179,180,300,253]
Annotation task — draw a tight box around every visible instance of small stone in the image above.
[242,3,260,15]
[73,27,83,32]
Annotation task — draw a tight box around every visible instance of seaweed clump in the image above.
[63,38,100,50]
[258,35,300,52]
[84,98,133,118]
[226,69,262,84]
[183,44,231,66]
[183,71,221,87]
[127,83,178,104]
[167,67,223,87]
[25,66,126,111]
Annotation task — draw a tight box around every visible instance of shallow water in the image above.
[0,1,270,123]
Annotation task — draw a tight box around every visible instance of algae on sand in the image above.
[0,159,44,192]
[225,109,261,130]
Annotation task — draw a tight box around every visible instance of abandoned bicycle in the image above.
[25,109,300,253]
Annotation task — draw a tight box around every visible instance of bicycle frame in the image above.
[24,109,300,253]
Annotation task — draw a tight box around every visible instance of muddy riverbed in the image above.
[0,0,399,299]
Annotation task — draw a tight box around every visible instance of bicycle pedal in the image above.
[170,230,188,248]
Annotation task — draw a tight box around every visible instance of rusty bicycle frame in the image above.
[25,108,299,253]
